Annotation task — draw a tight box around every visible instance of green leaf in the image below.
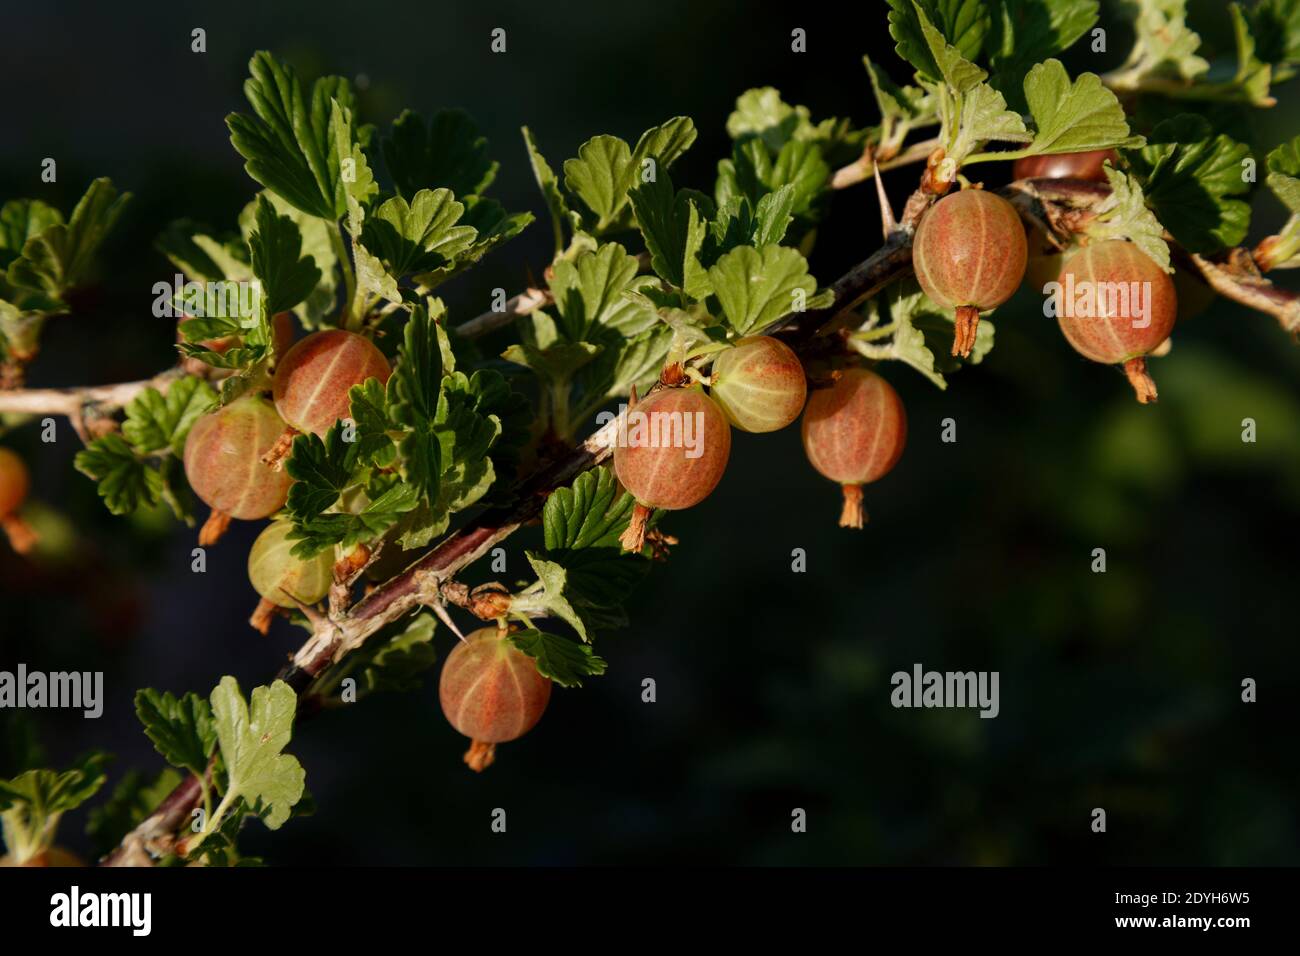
[1127,115,1253,252]
[0,199,62,270]
[74,435,162,516]
[717,138,830,220]
[156,221,251,284]
[522,126,575,253]
[391,304,444,498]
[986,0,1100,112]
[542,466,634,550]
[121,377,218,455]
[629,172,709,290]
[945,81,1030,165]
[507,629,608,688]
[890,0,991,90]
[227,51,356,219]
[521,553,589,641]
[85,769,183,858]
[209,677,305,830]
[330,97,379,211]
[240,191,338,328]
[0,754,109,817]
[1084,166,1173,271]
[0,753,109,862]
[411,200,533,292]
[6,178,130,297]
[352,613,439,695]
[1262,135,1300,267]
[707,244,820,335]
[725,87,814,152]
[134,689,216,778]
[1250,0,1300,81]
[247,195,323,319]
[550,242,641,340]
[1114,0,1209,84]
[563,118,697,234]
[382,109,497,200]
[285,424,363,528]
[361,188,478,278]
[992,60,1142,160]
[865,57,935,134]
[1266,136,1300,212]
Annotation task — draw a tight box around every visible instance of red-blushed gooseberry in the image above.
[801,368,907,529]
[1012,149,1119,183]
[1054,240,1177,403]
[0,446,36,554]
[183,396,294,545]
[912,189,1028,359]
[439,625,552,772]
[612,385,731,552]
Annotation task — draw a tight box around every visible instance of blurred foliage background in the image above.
[1,0,1297,865]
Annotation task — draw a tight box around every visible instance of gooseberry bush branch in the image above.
[3,0,1300,867]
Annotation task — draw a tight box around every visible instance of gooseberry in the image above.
[912,189,1028,358]
[183,396,294,545]
[709,335,807,433]
[800,368,907,529]
[268,330,391,465]
[246,519,334,634]
[439,625,553,772]
[612,385,731,552]
[1055,240,1177,403]
[0,446,37,554]
[1012,149,1119,183]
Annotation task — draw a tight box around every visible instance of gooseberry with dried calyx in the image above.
[183,396,294,545]
[439,625,552,772]
[246,519,334,634]
[912,188,1028,359]
[612,384,731,553]
[0,447,37,554]
[709,335,807,433]
[265,329,391,467]
[800,367,907,529]
[1054,239,1177,403]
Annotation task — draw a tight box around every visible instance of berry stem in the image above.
[261,426,297,471]
[839,484,866,529]
[619,502,652,553]
[1123,357,1160,404]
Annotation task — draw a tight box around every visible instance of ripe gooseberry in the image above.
[439,625,552,772]
[612,385,731,552]
[912,189,1028,358]
[1012,149,1119,183]
[246,520,334,634]
[266,329,391,466]
[1055,240,1177,403]
[801,368,907,529]
[709,335,807,433]
[183,396,294,545]
[0,447,37,554]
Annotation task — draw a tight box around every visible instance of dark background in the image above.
[1,0,1297,865]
